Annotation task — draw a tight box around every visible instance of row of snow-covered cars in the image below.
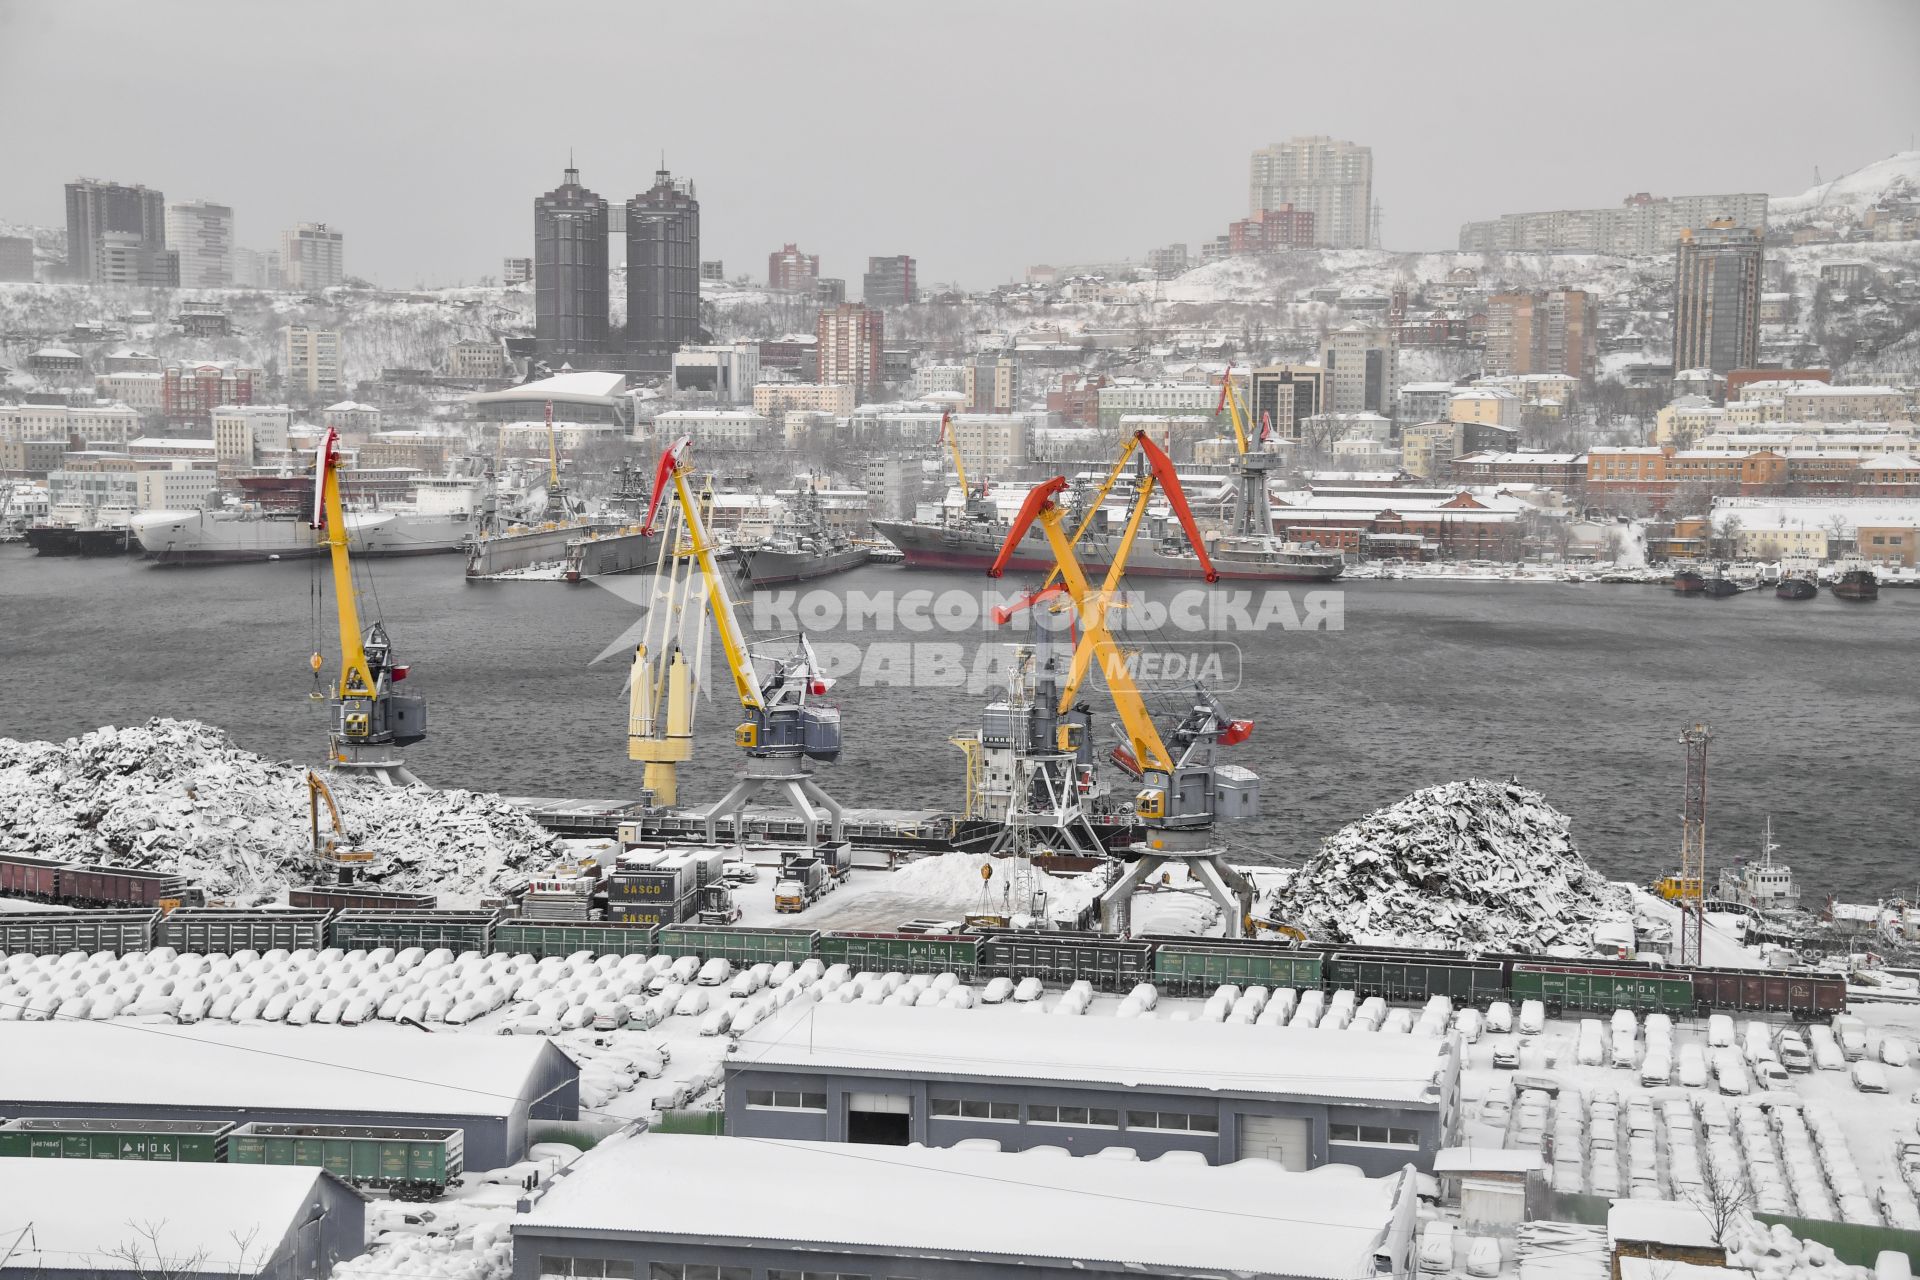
[1567,1007,1902,1094]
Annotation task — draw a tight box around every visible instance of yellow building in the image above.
[1655,398,1724,448]
[1448,387,1516,427]
[1733,525,1828,560]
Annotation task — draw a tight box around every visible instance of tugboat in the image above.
[1831,557,1880,602]
[1700,565,1751,597]
[1775,558,1819,600]
[1711,818,1814,944]
[1670,564,1708,594]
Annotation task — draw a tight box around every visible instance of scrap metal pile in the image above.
[1277,778,1631,952]
[0,719,555,902]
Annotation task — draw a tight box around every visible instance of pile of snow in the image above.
[0,719,556,902]
[886,851,1104,926]
[1274,778,1630,951]
[1720,1215,1879,1280]
[337,1222,513,1280]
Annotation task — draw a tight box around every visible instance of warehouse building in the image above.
[0,1160,365,1280]
[0,1022,577,1169]
[726,1003,1460,1174]
[514,1130,1422,1280]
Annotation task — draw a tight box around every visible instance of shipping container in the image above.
[0,852,67,900]
[607,869,690,901]
[608,902,680,929]
[327,910,496,953]
[157,909,333,955]
[1328,949,1507,1004]
[1147,936,1324,995]
[491,921,656,959]
[656,926,819,967]
[0,910,157,956]
[227,1122,462,1194]
[973,930,1151,990]
[816,931,980,977]
[288,886,438,912]
[0,1118,231,1162]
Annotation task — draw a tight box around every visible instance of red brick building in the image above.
[1227,205,1315,255]
[1449,450,1587,490]
[162,361,255,425]
[1858,454,1920,497]
[1726,367,1829,399]
[1274,488,1528,560]
[767,243,819,292]
[1045,374,1109,429]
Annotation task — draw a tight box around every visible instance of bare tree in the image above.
[1686,1144,1753,1247]
[99,1222,264,1280]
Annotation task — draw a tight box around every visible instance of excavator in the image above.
[306,769,378,880]
[988,430,1261,935]
[633,436,845,846]
[308,426,425,785]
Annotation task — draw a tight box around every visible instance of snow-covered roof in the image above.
[1607,1198,1723,1249]
[522,1132,1413,1278]
[1433,1147,1546,1175]
[33,346,80,358]
[324,400,379,412]
[1454,451,1585,466]
[735,1002,1451,1105]
[0,1022,561,1118]
[0,1160,337,1273]
[1785,383,1904,397]
[1400,382,1457,394]
[467,369,627,408]
[1711,496,1920,530]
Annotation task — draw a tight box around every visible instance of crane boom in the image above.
[311,428,376,702]
[643,437,762,712]
[941,410,969,502]
[1216,365,1251,457]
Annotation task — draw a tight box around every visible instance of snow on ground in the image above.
[1277,778,1633,952]
[0,719,558,903]
[1772,151,1920,219]
[734,851,1108,931]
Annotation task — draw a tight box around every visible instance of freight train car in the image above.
[1509,960,1697,1015]
[288,886,439,912]
[1687,967,1845,1019]
[157,909,332,955]
[973,929,1152,990]
[816,931,980,977]
[1326,947,1508,1005]
[491,921,658,959]
[1146,935,1323,996]
[0,1117,230,1162]
[228,1123,462,1199]
[59,864,203,909]
[657,926,819,967]
[0,910,158,956]
[0,853,66,901]
[328,910,496,953]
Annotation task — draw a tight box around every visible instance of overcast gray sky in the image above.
[3,0,1916,290]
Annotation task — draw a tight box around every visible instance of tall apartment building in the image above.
[1673,222,1763,375]
[1484,290,1596,380]
[1459,191,1769,254]
[768,243,820,291]
[1146,244,1189,275]
[164,201,234,288]
[281,223,345,289]
[862,255,917,306]
[1319,325,1397,417]
[1250,365,1325,441]
[503,257,532,286]
[626,167,701,375]
[533,165,611,359]
[236,247,282,289]
[65,179,174,284]
[284,326,343,401]
[816,303,885,393]
[1248,137,1373,249]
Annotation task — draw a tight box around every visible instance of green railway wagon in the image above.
[973,931,1153,991]
[0,1118,230,1162]
[228,1123,462,1196]
[158,909,332,955]
[0,910,157,956]
[1147,938,1324,995]
[815,931,980,977]
[1327,950,1507,1004]
[493,921,657,959]
[328,910,496,954]
[656,926,819,967]
[1510,963,1694,1014]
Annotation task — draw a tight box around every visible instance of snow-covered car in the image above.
[1492,1043,1520,1070]
[1517,1000,1545,1035]
[673,988,710,1017]
[1707,1014,1735,1047]
[721,861,759,884]
[1011,977,1043,1003]
[1881,1037,1912,1068]
[1485,1001,1513,1034]
[698,1006,735,1037]
[1417,1223,1454,1274]
[1852,1061,1889,1093]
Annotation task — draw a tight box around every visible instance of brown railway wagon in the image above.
[289,886,439,911]
[1689,968,1845,1019]
[0,853,68,900]
[60,865,200,908]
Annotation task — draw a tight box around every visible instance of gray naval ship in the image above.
[738,481,873,586]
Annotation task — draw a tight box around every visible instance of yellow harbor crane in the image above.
[308,426,425,785]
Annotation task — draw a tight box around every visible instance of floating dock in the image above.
[466,521,622,578]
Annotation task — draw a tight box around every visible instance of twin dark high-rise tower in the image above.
[532,163,699,375]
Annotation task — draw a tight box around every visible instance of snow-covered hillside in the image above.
[1772,150,1920,220]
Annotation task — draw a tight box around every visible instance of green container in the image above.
[656,926,819,967]
[1328,952,1506,1003]
[0,1118,229,1162]
[0,910,158,956]
[328,910,496,953]
[1151,942,1323,995]
[1510,965,1695,1014]
[492,922,656,959]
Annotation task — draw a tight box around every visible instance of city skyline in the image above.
[2,0,1915,289]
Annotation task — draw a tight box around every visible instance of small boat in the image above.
[1670,565,1707,594]
[1775,559,1818,600]
[1831,558,1879,602]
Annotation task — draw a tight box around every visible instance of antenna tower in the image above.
[1678,723,1712,966]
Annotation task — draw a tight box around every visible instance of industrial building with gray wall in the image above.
[725,1003,1460,1174]
[0,1022,579,1170]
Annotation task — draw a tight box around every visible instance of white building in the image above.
[651,409,772,451]
[136,466,220,511]
[323,401,382,434]
[670,344,761,402]
[1249,135,1374,248]
[752,382,856,419]
[284,325,343,400]
[949,410,1038,475]
[211,404,294,466]
[163,200,234,288]
[1320,324,1397,417]
[0,402,140,447]
[93,370,165,411]
[281,221,344,289]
